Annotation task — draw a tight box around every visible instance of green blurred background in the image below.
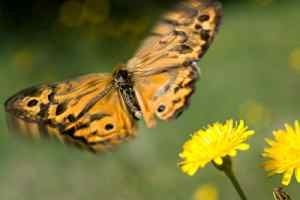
[0,0,300,199]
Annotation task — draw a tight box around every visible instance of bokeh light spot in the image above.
[13,49,34,70]
[59,0,83,27]
[239,101,272,125]
[81,0,110,25]
[193,184,218,200]
[289,48,300,73]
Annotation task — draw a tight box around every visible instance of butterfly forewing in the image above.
[5,74,136,153]
[128,0,222,127]
[127,0,222,74]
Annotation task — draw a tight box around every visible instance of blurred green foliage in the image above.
[0,0,300,200]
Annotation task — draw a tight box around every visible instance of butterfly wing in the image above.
[127,0,222,74]
[134,64,199,127]
[5,74,136,153]
[127,0,222,127]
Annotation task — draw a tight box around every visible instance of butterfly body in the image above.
[113,69,142,119]
[5,0,222,153]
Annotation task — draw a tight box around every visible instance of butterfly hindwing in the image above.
[5,74,136,153]
[134,63,199,127]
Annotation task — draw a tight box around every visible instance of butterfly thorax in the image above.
[114,69,142,119]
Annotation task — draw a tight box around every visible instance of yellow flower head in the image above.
[263,120,300,186]
[179,120,255,176]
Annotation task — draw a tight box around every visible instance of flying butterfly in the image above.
[5,0,223,153]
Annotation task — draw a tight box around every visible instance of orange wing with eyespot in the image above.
[5,74,136,153]
[127,0,223,127]
[134,64,199,127]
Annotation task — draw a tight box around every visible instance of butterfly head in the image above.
[113,69,131,86]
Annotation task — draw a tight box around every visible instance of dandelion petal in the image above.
[237,143,250,151]
[295,168,300,183]
[282,169,293,186]
[214,157,223,165]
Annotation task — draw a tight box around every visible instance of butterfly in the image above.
[5,0,223,153]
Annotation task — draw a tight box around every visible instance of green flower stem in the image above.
[213,157,248,200]
[223,165,247,200]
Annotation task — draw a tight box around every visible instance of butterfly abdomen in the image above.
[114,69,142,119]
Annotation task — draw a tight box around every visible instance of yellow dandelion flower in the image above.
[263,120,300,186]
[179,120,255,176]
